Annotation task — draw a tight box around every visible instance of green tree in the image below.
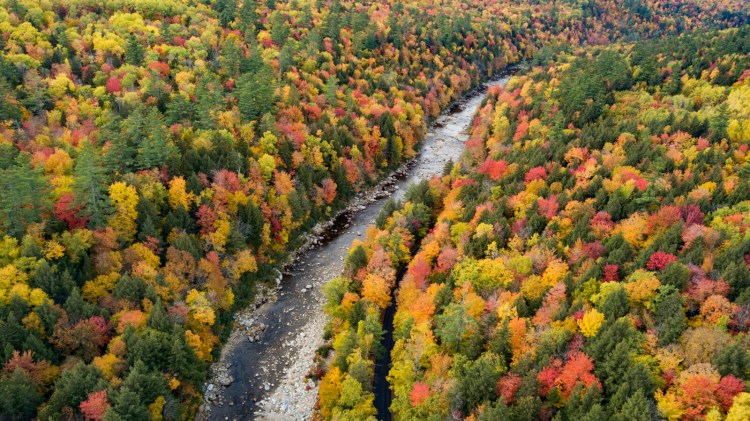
[215,0,238,27]
[0,153,50,238]
[436,303,477,353]
[0,77,22,123]
[610,389,650,421]
[652,286,686,345]
[0,368,43,421]
[137,108,172,170]
[239,0,259,37]
[715,343,750,380]
[39,362,107,419]
[236,65,276,121]
[74,141,112,228]
[270,12,290,46]
[125,35,144,66]
[107,387,149,421]
[147,300,173,332]
[452,352,505,413]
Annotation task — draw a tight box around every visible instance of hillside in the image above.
[319,26,750,420]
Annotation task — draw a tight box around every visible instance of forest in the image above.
[0,0,749,419]
[319,25,750,420]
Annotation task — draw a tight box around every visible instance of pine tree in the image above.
[39,362,107,419]
[239,0,259,37]
[137,108,171,170]
[65,287,98,322]
[609,383,652,421]
[194,77,221,130]
[74,141,112,228]
[121,360,168,405]
[236,65,276,121]
[108,387,149,421]
[0,368,43,421]
[169,326,205,386]
[715,343,750,380]
[0,313,26,357]
[270,11,290,46]
[147,300,173,332]
[0,77,22,123]
[453,352,505,413]
[653,286,686,345]
[0,153,50,238]
[215,0,238,27]
[125,35,144,66]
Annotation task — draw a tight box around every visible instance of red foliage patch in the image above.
[603,264,620,282]
[497,373,522,404]
[105,76,121,94]
[409,382,430,407]
[524,166,547,183]
[647,251,678,271]
[479,158,507,181]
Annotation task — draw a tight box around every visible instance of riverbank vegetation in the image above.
[319,25,750,420]
[0,0,748,418]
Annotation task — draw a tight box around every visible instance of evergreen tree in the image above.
[39,362,107,419]
[0,313,26,358]
[0,77,22,123]
[169,326,205,386]
[236,65,276,121]
[452,352,505,413]
[0,153,50,238]
[715,343,750,380]
[107,387,150,421]
[120,360,168,405]
[136,108,172,170]
[610,389,650,421]
[31,263,75,305]
[652,286,686,345]
[74,140,112,228]
[0,368,43,421]
[194,77,222,130]
[215,0,238,27]
[239,0,259,37]
[64,288,98,322]
[147,300,173,332]
[125,35,145,66]
[270,12,290,46]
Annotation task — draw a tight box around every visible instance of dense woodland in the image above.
[319,26,750,420]
[0,0,748,419]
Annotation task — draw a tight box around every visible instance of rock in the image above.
[301,288,307,293]
[218,374,233,386]
[305,284,312,289]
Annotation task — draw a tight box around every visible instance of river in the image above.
[200,71,514,421]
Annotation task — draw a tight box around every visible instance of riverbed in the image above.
[199,72,513,421]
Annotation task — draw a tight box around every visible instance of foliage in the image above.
[320,24,750,420]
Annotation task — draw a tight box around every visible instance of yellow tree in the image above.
[108,182,138,242]
[578,309,605,337]
[168,176,193,210]
[362,273,390,310]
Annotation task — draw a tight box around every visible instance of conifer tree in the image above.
[75,141,112,228]
[0,153,50,238]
